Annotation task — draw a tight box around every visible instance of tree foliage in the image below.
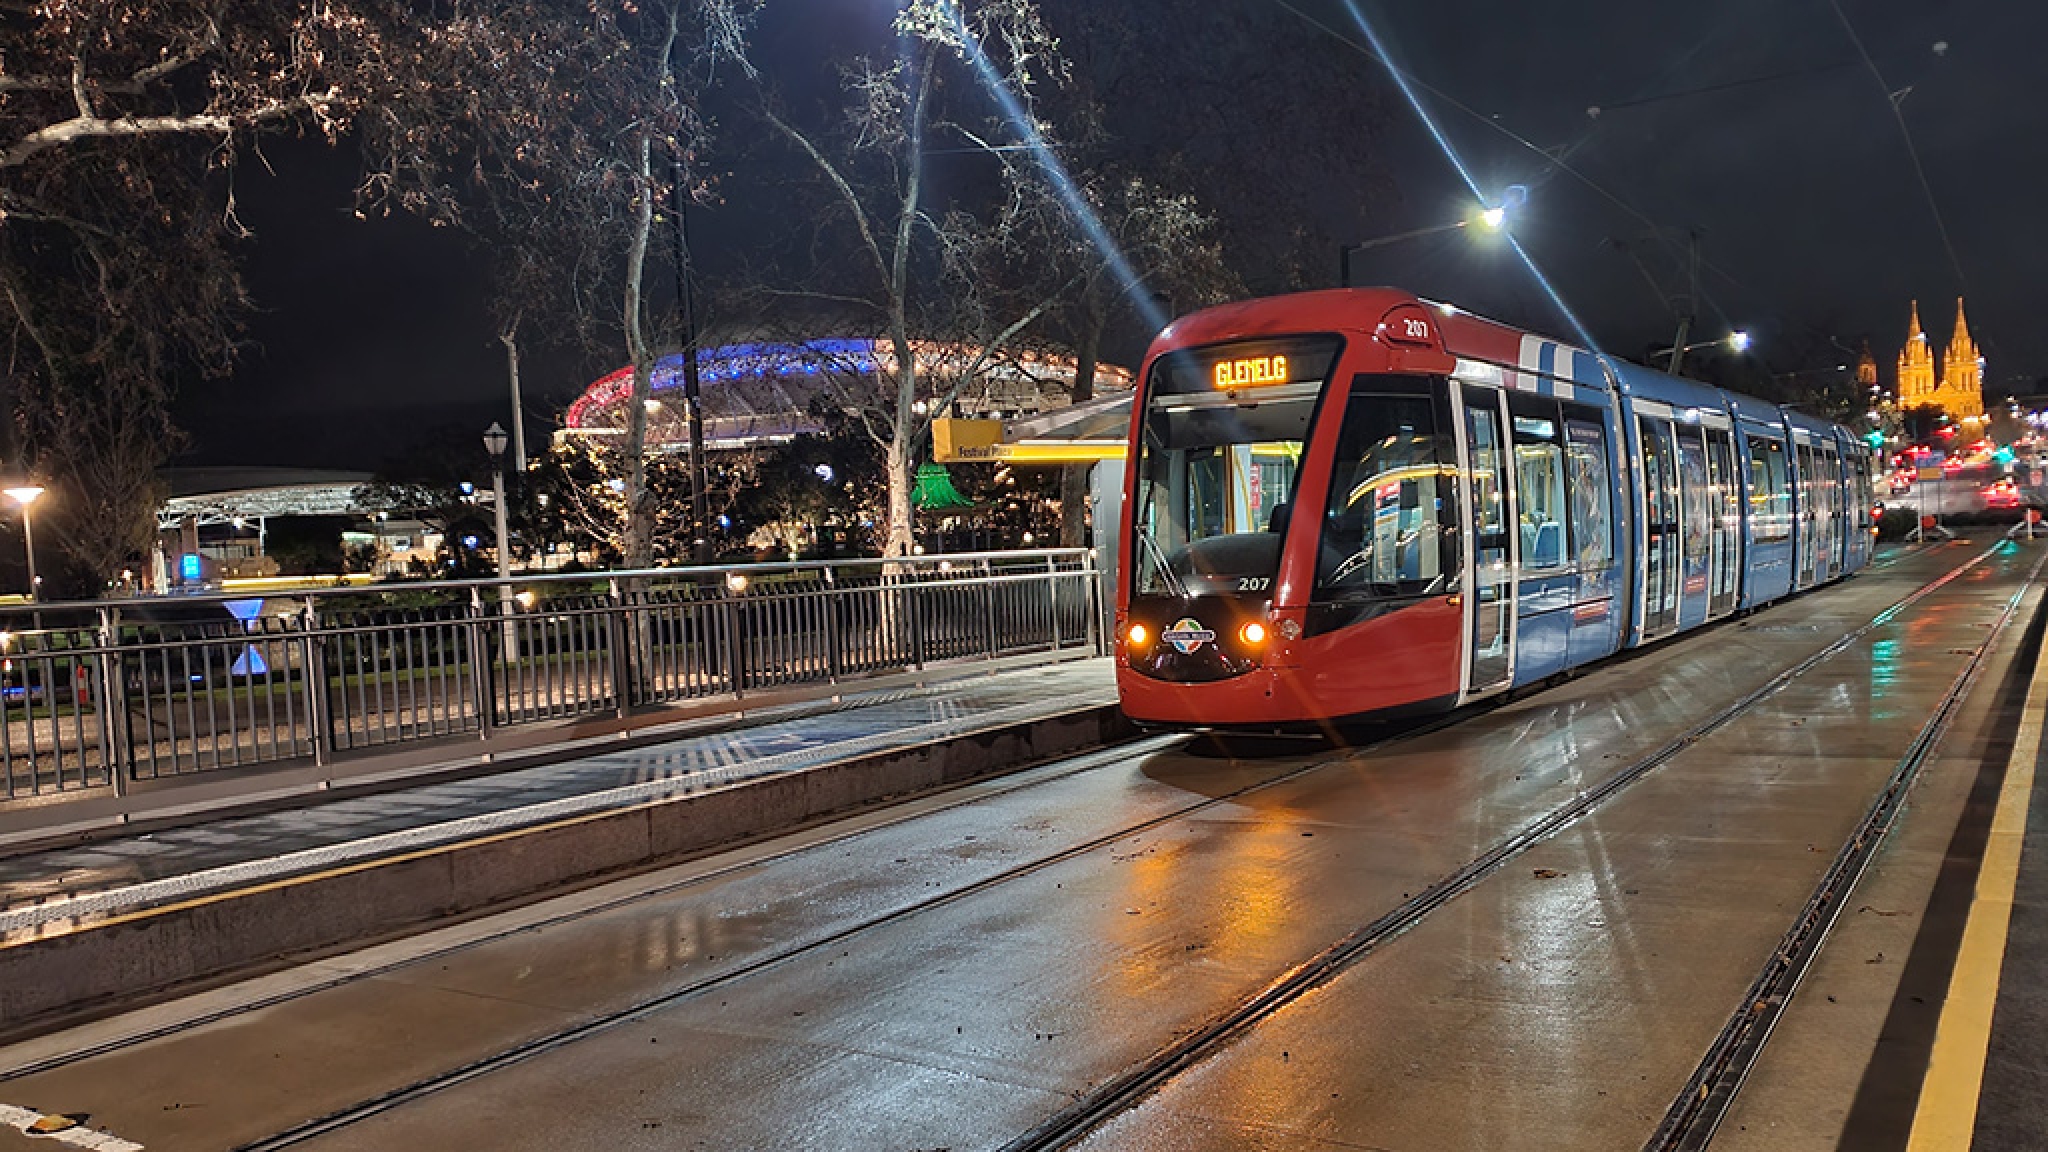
[736,0,1093,558]
[0,1,379,588]
[355,0,759,569]
[1037,0,1393,293]
[523,435,757,568]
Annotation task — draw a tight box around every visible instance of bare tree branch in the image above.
[2,87,340,169]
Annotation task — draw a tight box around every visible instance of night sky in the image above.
[175,0,2048,471]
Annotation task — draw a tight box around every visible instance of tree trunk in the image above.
[884,387,917,560]
[1059,319,1102,548]
[620,131,656,570]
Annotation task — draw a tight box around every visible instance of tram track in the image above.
[1644,547,2048,1152]
[994,540,2017,1152]
[0,732,1197,1081]
[225,717,1489,1152]
[171,544,2004,1152]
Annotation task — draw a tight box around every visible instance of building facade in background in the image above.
[1896,298,1985,423]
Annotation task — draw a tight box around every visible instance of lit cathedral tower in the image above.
[1897,300,1936,408]
[1936,297,1985,421]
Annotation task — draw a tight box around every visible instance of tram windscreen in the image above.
[1131,389,1318,599]
[1132,336,1343,599]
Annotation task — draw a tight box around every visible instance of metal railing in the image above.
[0,549,1102,807]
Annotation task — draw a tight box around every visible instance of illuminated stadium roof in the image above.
[563,338,1132,452]
[157,468,377,529]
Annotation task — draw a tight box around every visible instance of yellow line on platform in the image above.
[1906,609,2048,1151]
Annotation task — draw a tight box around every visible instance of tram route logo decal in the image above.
[1162,617,1217,655]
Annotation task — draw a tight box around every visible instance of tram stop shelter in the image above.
[932,392,1133,585]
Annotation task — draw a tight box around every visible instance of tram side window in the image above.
[1510,401,1569,572]
[1747,435,1792,542]
[1314,382,1458,599]
[1564,416,1614,572]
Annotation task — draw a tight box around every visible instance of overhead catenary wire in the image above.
[1827,0,1969,293]
[1259,0,1748,334]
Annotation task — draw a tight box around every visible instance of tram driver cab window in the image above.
[1312,377,1459,628]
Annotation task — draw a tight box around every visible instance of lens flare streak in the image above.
[1337,0,1602,353]
[948,14,1171,334]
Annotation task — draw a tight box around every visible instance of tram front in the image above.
[1117,297,1468,731]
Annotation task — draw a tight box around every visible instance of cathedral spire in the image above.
[1937,296,1984,420]
[1898,299,1935,405]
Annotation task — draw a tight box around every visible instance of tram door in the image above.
[1824,444,1843,578]
[1704,424,1741,618]
[1796,439,1820,587]
[1461,386,1515,695]
[1676,426,1712,614]
[1638,416,1681,637]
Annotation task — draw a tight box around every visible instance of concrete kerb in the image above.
[0,702,1133,1038]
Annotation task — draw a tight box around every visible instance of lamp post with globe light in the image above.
[5,485,44,631]
[5,485,44,601]
[483,423,517,661]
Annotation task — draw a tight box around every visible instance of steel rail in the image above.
[997,541,2006,1152]
[1644,545,2047,1151]
[0,727,1179,1078]
[226,710,1485,1152]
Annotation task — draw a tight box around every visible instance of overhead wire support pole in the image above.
[1667,229,1701,377]
[670,149,712,565]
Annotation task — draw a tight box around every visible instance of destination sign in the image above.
[1151,335,1341,396]
[1213,354,1292,390]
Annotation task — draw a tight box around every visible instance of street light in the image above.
[5,486,44,604]
[1338,189,1521,287]
[482,423,517,660]
[1652,330,1749,371]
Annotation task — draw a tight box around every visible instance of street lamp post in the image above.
[483,423,517,662]
[6,485,44,631]
[1652,331,1750,375]
[1339,189,1523,288]
[5,484,44,599]
[1340,219,1479,288]
[670,153,712,565]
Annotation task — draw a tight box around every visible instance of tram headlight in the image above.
[1127,622,1150,648]
[1240,620,1268,646]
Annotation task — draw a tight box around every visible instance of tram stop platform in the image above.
[0,656,1122,1034]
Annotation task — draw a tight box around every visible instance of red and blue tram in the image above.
[1115,288,1877,730]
